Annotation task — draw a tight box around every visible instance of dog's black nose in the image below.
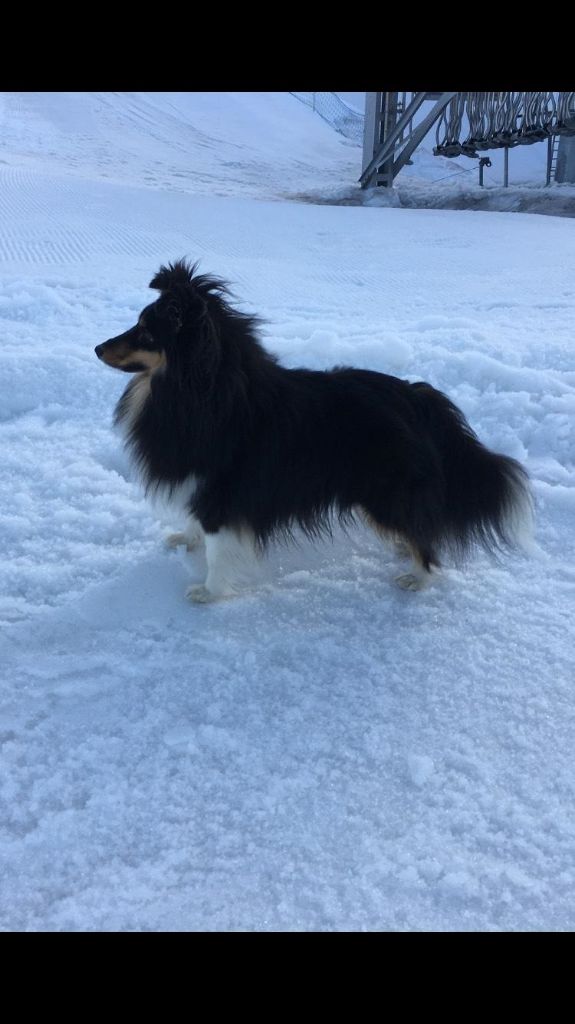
[95,344,105,359]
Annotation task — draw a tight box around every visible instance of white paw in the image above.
[165,531,203,552]
[186,584,219,604]
[395,572,428,591]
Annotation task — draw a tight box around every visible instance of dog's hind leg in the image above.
[186,526,259,603]
[165,515,205,552]
[394,542,436,591]
[362,509,437,591]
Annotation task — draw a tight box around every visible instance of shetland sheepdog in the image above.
[95,260,531,602]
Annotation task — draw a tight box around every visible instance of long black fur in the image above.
[102,259,531,573]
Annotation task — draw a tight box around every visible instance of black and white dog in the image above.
[95,260,531,602]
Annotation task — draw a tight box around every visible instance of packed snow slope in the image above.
[0,93,574,932]
[0,92,360,201]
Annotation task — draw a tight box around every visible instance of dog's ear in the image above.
[166,297,183,332]
[149,260,196,292]
[156,294,184,332]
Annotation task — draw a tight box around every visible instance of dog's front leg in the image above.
[186,526,258,603]
[165,515,205,552]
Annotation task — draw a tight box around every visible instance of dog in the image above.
[95,259,532,602]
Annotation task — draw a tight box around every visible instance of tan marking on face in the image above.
[118,348,165,370]
[100,342,165,371]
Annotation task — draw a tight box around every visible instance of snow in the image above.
[0,92,574,932]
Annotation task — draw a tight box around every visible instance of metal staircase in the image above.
[547,135,561,185]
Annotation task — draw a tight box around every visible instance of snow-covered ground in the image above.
[1,93,574,932]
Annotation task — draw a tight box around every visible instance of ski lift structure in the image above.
[360,92,575,189]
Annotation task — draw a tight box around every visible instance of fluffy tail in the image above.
[410,382,533,563]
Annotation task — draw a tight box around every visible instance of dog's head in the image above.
[95,260,219,374]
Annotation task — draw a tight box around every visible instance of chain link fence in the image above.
[290,93,364,144]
